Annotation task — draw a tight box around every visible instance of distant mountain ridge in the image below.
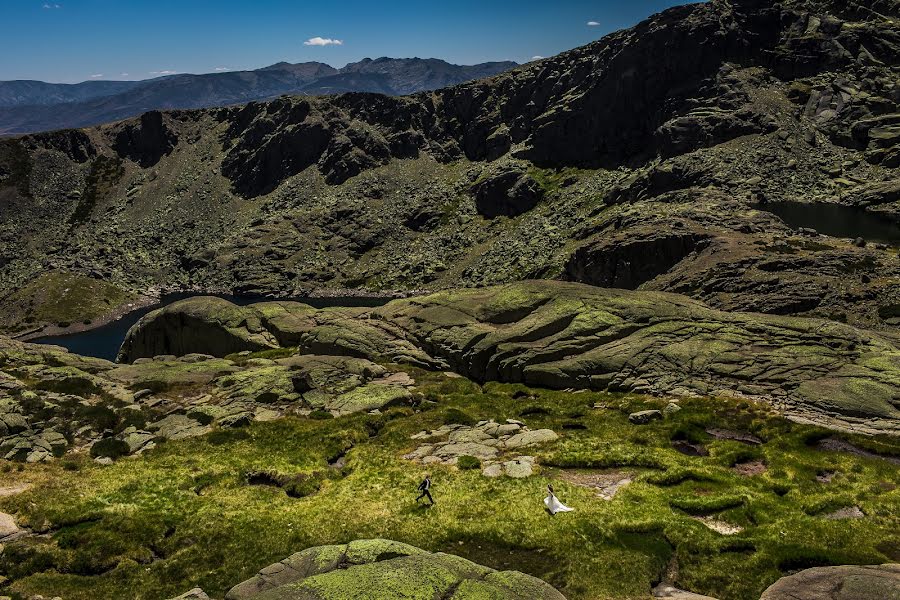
[0,57,518,134]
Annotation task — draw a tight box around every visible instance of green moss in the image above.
[1,388,898,600]
[527,167,590,194]
[89,438,130,460]
[457,456,481,470]
[444,407,477,427]
[0,271,135,333]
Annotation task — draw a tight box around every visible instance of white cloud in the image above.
[43,3,61,8]
[150,70,178,75]
[304,36,343,46]
[587,20,600,26]
[214,66,232,71]
[531,56,545,61]
[119,72,129,77]
[90,73,103,78]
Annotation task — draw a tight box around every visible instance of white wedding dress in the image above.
[544,492,574,515]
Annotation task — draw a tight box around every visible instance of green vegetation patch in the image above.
[0,382,897,600]
[0,271,135,332]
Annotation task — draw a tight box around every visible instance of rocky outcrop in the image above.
[471,166,544,218]
[117,297,279,361]
[111,110,178,167]
[117,281,900,435]
[565,229,710,289]
[212,539,566,600]
[404,418,557,474]
[843,178,900,208]
[760,564,900,600]
[0,333,421,464]
[205,0,900,197]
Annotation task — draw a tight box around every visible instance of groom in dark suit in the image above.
[416,474,434,505]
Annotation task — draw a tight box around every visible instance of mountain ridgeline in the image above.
[0,0,899,337]
[0,57,518,134]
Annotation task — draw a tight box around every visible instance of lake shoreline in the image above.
[17,292,161,343]
[21,286,425,361]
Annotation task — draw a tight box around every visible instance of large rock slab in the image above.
[118,297,280,362]
[219,539,565,600]
[760,564,900,600]
[115,281,900,435]
[0,511,21,540]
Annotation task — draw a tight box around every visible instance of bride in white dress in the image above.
[544,484,574,515]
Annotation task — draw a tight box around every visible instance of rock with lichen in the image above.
[214,539,566,600]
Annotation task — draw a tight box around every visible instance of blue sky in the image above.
[2,0,696,83]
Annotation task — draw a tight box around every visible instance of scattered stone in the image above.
[133,389,154,401]
[503,456,536,478]
[504,429,558,449]
[705,428,762,445]
[629,410,663,425]
[816,437,900,466]
[691,516,743,535]
[823,506,864,520]
[168,589,210,600]
[733,460,766,476]
[471,166,545,218]
[816,470,837,484]
[760,564,900,600]
[482,464,504,478]
[653,583,719,599]
[672,440,709,457]
[148,414,211,441]
[0,512,21,541]
[663,403,682,417]
[406,419,556,475]
[0,484,31,497]
[557,470,633,500]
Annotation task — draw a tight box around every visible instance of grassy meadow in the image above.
[1,369,898,600]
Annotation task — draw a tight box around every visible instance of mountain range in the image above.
[0,57,517,134]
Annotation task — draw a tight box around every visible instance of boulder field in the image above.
[119,280,900,435]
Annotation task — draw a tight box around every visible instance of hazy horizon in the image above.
[2,0,694,83]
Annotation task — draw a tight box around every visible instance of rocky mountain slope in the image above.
[0,0,898,338]
[0,58,517,134]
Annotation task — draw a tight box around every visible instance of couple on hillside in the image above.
[415,475,574,515]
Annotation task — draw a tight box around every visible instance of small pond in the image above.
[33,293,390,362]
[754,201,900,245]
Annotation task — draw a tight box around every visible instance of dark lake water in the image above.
[755,201,900,245]
[33,293,391,363]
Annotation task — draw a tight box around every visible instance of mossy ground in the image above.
[1,372,898,600]
[0,271,135,334]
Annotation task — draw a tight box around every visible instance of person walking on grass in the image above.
[416,473,434,505]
